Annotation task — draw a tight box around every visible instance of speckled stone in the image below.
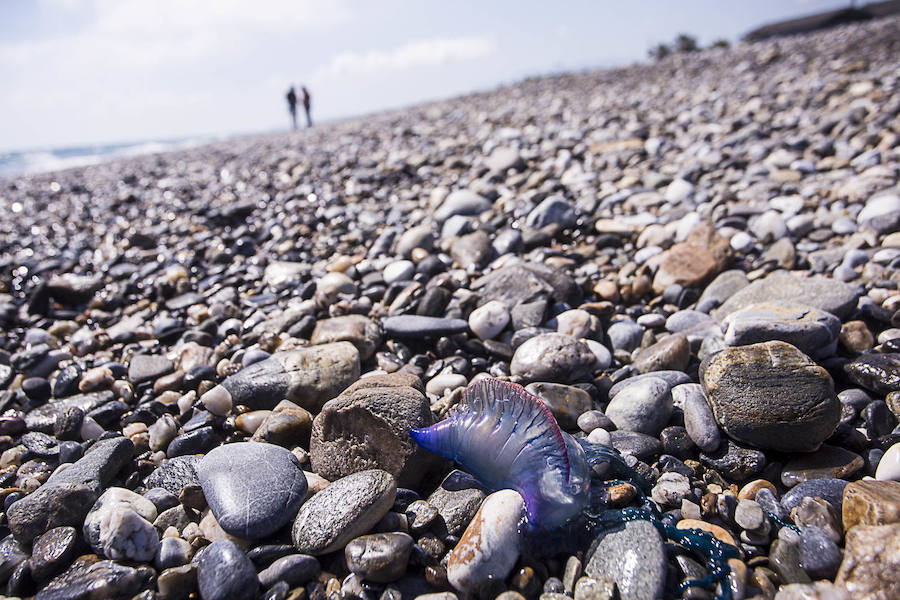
[584,519,666,600]
[292,469,396,555]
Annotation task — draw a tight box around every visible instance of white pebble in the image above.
[877,443,900,481]
[730,231,754,252]
[468,301,510,340]
[200,385,233,416]
[383,260,416,285]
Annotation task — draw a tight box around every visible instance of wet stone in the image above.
[700,439,767,482]
[843,353,900,395]
[836,523,900,599]
[197,442,308,539]
[525,382,593,430]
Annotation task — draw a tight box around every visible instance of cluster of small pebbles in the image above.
[1,15,900,600]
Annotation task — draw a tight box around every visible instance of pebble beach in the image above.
[1,14,900,600]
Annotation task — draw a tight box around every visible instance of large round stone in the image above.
[700,341,840,452]
[197,442,308,539]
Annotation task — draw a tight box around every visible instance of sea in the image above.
[0,136,219,179]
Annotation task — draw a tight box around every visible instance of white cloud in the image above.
[313,36,497,80]
[4,0,350,70]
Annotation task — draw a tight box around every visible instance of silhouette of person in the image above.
[301,86,312,128]
[286,86,298,130]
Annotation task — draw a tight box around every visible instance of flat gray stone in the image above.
[723,301,841,358]
[711,271,859,321]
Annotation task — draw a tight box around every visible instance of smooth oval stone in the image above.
[722,301,841,358]
[510,333,596,384]
[584,519,666,600]
[798,526,841,580]
[381,316,469,338]
[701,341,840,452]
[607,371,692,398]
[292,469,396,555]
[675,383,721,452]
[155,536,193,570]
[876,442,900,481]
[468,301,510,340]
[609,430,662,462]
[345,532,414,583]
[197,442,308,539]
[447,490,525,594]
[30,526,78,581]
[196,540,258,600]
[710,271,860,321]
[606,377,673,435]
[258,553,321,588]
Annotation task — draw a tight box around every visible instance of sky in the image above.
[0,0,854,152]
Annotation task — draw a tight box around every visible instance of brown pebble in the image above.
[738,479,777,501]
[605,483,637,507]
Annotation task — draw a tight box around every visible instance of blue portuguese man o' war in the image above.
[411,377,740,600]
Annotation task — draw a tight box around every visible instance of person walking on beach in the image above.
[301,86,312,128]
[286,86,298,130]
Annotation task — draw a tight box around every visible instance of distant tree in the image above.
[648,43,672,61]
[711,38,730,49]
[674,33,698,53]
